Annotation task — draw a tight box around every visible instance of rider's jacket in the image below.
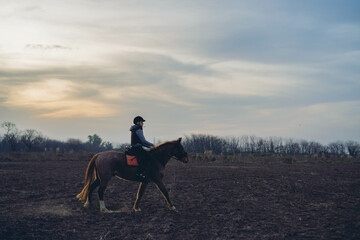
[130,124,154,148]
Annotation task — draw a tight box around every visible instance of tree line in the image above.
[182,134,360,156]
[0,122,117,153]
[1,121,359,156]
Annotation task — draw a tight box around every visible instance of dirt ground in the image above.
[0,158,359,240]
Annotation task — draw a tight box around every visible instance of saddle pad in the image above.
[126,155,139,166]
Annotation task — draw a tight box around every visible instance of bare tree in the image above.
[345,141,360,156]
[327,141,346,155]
[239,135,251,153]
[303,141,323,155]
[249,135,257,153]
[225,136,241,154]
[283,139,301,155]
[183,134,225,154]
[271,137,284,154]
[299,140,309,155]
[20,129,44,151]
[1,121,19,151]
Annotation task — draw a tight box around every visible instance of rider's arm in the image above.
[135,129,154,147]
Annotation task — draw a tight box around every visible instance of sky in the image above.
[0,0,359,145]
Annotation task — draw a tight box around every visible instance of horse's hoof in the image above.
[83,202,91,209]
[133,207,141,212]
[169,206,178,212]
[100,208,112,214]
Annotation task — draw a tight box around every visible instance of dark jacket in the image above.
[130,124,154,148]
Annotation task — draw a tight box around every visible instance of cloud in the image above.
[25,44,72,51]
[116,85,196,107]
[0,50,202,108]
[179,60,310,97]
[0,64,196,118]
[3,79,115,118]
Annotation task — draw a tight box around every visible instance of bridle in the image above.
[173,152,188,162]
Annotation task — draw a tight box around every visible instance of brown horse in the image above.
[76,138,188,213]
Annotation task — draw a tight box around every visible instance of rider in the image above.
[130,116,154,180]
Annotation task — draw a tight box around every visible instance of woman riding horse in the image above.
[130,116,154,180]
[76,138,188,213]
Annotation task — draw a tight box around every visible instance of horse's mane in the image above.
[154,140,177,149]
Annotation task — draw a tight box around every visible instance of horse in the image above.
[76,138,188,213]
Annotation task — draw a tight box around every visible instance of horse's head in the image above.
[172,138,189,163]
[152,138,189,164]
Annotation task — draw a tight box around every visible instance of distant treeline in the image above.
[1,121,359,156]
[0,122,121,153]
[182,134,360,156]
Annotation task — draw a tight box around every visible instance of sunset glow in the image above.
[5,79,115,118]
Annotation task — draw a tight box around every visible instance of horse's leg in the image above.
[155,180,177,211]
[84,179,100,209]
[98,182,111,213]
[97,170,113,213]
[133,182,148,212]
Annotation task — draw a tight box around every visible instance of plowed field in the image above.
[1,158,359,239]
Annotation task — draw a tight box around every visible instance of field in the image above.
[0,154,359,240]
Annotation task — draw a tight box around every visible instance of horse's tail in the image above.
[76,154,99,202]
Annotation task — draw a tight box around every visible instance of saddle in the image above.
[125,146,139,166]
[126,155,139,166]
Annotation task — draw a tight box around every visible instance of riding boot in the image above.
[135,154,147,181]
[144,152,153,175]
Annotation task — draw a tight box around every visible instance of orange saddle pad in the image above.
[126,155,139,166]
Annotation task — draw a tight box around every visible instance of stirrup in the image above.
[136,172,147,180]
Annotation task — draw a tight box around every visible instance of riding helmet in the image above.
[133,116,146,124]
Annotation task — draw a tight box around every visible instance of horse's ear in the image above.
[177,137,182,142]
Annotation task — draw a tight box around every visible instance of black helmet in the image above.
[133,116,146,124]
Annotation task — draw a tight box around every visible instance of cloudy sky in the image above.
[0,0,359,145]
